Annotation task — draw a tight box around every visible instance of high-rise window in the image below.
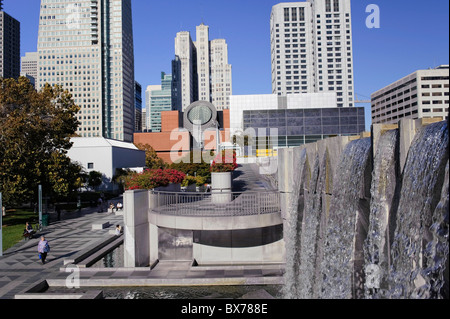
[299,7,305,21]
[326,0,332,13]
[334,0,340,12]
[291,7,297,21]
[284,8,290,22]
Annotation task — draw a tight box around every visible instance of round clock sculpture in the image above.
[184,101,218,149]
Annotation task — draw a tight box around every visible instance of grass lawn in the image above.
[1,209,39,253]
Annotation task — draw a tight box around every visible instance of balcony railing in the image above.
[149,190,281,217]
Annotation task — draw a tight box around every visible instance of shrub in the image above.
[125,169,185,190]
[181,176,197,187]
[210,150,238,173]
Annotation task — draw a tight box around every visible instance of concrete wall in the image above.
[124,189,285,266]
[124,190,150,267]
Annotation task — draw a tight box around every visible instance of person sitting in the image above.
[23,222,35,239]
[109,203,116,213]
[116,202,123,211]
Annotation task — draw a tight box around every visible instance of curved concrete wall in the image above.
[124,190,285,267]
[149,211,282,231]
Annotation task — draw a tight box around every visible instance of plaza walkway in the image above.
[0,201,124,299]
[0,167,285,299]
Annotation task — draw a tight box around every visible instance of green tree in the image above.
[135,143,167,169]
[87,171,103,190]
[0,77,81,206]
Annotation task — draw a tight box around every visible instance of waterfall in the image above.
[281,119,448,300]
[364,129,400,299]
[319,138,372,299]
[389,121,448,299]
[283,148,309,299]
[422,160,449,299]
[297,151,330,299]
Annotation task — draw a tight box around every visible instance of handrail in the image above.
[149,190,281,217]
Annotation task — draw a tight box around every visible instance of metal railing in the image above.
[149,190,281,217]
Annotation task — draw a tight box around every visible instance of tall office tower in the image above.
[135,81,142,132]
[173,23,232,111]
[173,31,197,111]
[146,72,173,132]
[195,23,211,103]
[0,0,20,80]
[210,39,232,110]
[37,0,136,142]
[21,52,38,85]
[271,0,355,107]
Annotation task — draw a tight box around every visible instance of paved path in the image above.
[232,164,277,192]
[1,193,284,299]
[0,201,124,299]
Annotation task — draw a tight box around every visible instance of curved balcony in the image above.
[148,190,282,231]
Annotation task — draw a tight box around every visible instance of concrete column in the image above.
[123,190,150,267]
[149,223,159,267]
[398,119,417,173]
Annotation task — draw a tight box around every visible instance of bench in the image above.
[92,220,111,230]
[23,231,36,240]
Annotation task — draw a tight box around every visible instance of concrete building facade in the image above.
[67,137,145,191]
[0,5,20,80]
[371,65,449,125]
[271,0,355,108]
[173,32,196,111]
[230,92,364,149]
[172,23,232,111]
[37,0,135,142]
[20,52,38,81]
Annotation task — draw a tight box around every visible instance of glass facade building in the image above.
[243,107,365,147]
[0,7,20,80]
[37,0,135,142]
[146,72,173,132]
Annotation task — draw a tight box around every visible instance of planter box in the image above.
[211,172,232,190]
[154,183,181,192]
[183,184,197,192]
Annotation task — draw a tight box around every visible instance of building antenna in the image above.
[200,2,205,25]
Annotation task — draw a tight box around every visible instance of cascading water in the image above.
[364,129,400,299]
[283,148,309,299]
[388,121,448,299]
[282,119,448,300]
[422,160,449,299]
[297,152,329,299]
[318,138,372,299]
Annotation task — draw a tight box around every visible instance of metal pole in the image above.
[0,192,3,257]
[38,185,43,226]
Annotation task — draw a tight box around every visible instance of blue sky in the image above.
[3,0,449,130]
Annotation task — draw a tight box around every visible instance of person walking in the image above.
[37,236,50,265]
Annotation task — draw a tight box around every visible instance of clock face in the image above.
[187,105,213,125]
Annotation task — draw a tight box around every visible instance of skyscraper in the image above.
[146,72,173,132]
[0,0,20,80]
[37,0,135,142]
[210,39,233,111]
[21,52,38,85]
[271,0,354,107]
[173,31,197,111]
[195,24,211,104]
[135,81,142,132]
[172,23,232,111]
